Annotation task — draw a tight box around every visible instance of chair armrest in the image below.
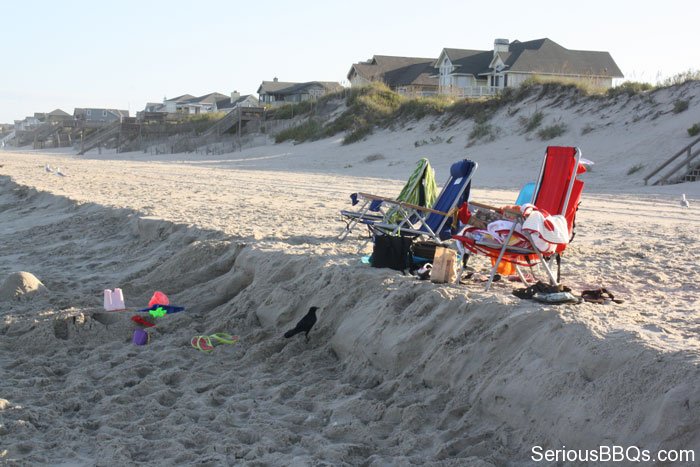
[356,192,450,216]
[469,200,523,219]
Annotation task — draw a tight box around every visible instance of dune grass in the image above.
[269,72,700,145]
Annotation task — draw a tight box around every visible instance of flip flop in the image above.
[190,333,239,353]
[209,333,239,345]
[581,288,624,304]
[533,291,583,305]
[191,336,215,353]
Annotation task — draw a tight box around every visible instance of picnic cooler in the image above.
[431,246,457,283]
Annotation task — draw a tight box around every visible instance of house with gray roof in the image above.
[257,79,343,106]
[73,108,129,125]
[163,92,229,114]
[436,38,623,97]
[215,91,261,113]
[347,55,438,96]
[32,109,73,124]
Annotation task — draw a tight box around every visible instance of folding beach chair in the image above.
[338,158,437,240]
[367,159,478,243]
[453,147,584,291]
[515,181,536,205]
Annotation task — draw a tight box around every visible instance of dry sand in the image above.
[1,82,700,465]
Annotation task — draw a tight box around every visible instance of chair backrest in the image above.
[533,146,583,219]
[532,147,584,248]
[515,182,536,205]
[424,159,477,239]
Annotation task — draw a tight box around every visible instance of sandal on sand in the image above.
[533,291,582,305]
[581,288,624,304]
[209,333,239,345]
[190,333,239,353]
[513,281,570,299]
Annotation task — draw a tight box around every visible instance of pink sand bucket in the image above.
[103,288,125,311]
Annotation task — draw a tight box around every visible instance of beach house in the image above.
[162,93,230,115]
[257,79,343,106]
[73,108,129,126]
[215,91,261,113]
[436,38,623,97]
[347,55,438,96]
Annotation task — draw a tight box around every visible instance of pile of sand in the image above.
[0,271,48,302]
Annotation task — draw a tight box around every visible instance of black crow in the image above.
[284,306,318,341]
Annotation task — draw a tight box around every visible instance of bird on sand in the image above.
[55,167,66,177]
[45,164,53,173]
[284,306,318,341]
[681,194,690,208]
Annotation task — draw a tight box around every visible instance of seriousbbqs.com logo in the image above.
[531,445,695,463]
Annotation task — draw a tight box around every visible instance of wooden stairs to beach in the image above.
[170,107,264,153]
[32,123,74,148]
[78,122,120,154]
[0,130,15,146]
[681,164,700,183]
[644,135,700,185]
[77,121,140,155]
[16,123,61,148]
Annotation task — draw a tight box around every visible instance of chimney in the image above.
[230,90,240,103]
[494,38,509,55]
[273,77,278,82]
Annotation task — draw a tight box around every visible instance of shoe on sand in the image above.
[190,333,239,353]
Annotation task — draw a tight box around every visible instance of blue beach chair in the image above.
[367,159,478,242]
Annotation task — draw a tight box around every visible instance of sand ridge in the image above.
[1,82,700,464]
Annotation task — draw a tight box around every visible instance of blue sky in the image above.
[0,0,696,123]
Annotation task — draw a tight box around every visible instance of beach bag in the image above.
[411,241,439,262]
[430,246,457,283]
[371,234,413,273]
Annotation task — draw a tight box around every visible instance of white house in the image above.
[436,38,624,97]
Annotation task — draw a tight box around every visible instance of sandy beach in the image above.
[2,82,700,465]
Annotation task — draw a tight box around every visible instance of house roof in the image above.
[439,38,623,78]
[215,94,260,110]
[165,94,196,103]
[48,109,71,117]
[501,38,623,77]
[349,55,438,87]
[257,80,343,95]
[145,102,166,111]
[187,92,229,105]
[438,48,494,76]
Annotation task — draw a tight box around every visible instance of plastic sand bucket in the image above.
[148,291,169,307]
[132,329,150,346]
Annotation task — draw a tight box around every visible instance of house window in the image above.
[86,110,92,116]
[103,110,107,117]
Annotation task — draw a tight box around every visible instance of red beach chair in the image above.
[453,146,585,290]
